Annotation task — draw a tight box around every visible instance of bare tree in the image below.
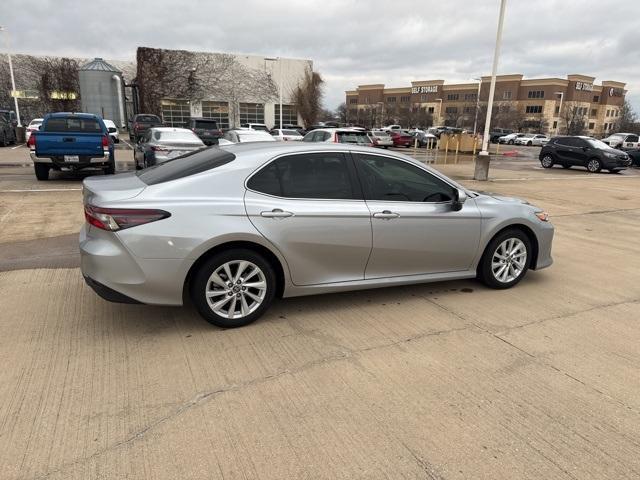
[19,56,81,114]
[560,102,587,135]
[336,102,348,124]
[292,68,324,128]
[614,99,639,133]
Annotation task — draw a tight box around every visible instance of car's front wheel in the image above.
[540,154,554,168]
[191,249,276,328]
[586,158,602,173]
[479,229,531,289]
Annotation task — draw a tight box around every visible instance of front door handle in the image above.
[373,210,400,219]
[261,208,294,218]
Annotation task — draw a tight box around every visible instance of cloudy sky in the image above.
[2,0,639,111]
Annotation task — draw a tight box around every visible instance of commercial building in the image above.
[346,74,627,136]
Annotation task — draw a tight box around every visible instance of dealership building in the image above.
[346,74,627,136]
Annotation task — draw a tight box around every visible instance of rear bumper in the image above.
[31,150,112,167]
[83,276,142,304]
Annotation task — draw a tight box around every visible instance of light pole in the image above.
[472,77,482,135]
[554,91,564,136]
[265,57,283,129]
[0,26,21,126]
[475,0,508,181]
[435,98,443,125]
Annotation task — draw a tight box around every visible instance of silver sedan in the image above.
[133,127,205,169]
[81,143,554,328]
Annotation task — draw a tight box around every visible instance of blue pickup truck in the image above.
[28,112,115,180]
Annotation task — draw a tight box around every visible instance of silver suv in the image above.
[81,143,554,328]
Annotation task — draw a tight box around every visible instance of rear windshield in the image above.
[153,130,201,142]
[44,117,103,133]
[337,131,370,144]
[282,129,301,136]
[194,120,218,129]
[136,115,161,123]
[136,147,235,185]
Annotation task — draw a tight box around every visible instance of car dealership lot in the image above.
[1,145,640,479]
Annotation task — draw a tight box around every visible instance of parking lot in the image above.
[1,144,640,479]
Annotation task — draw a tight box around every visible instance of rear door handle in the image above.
[260,208,294,218]
[373,210,400,219]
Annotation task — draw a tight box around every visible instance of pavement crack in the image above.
[399,441,446,480]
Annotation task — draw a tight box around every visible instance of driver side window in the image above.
[354,154,455,202]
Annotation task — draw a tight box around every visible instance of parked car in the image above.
[270,129,303,141]
[282,124,306,135]
[103,119,119,143]
[382,124,402,132]
[601,133,640,150]
[25,118,44,143]
[389,131,414,148]
[28,112,114,180]
[223,129,277,143]
[134,127,205,169]
[0,109,17,146]
[490,128,514,143]
[302,128,373,145]
[129,114,162,141]
[80,143,554,328]
[539,136,631,173]
[498,133,525,144]
[240,123,269,132]
[368,130,393,149]
[514,134,548,146]
[186,118,223,145]
[414,131,438,147]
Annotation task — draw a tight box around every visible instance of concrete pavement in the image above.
[1,147,640,479]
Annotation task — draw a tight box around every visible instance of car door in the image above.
[552,138,574,165]
[244,151,372,286]
[566,137,589,166]
[353,153,481,279]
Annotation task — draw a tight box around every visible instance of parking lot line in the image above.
[0,188,82,193]
[11,143,25,150]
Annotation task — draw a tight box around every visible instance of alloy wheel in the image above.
[205,260,267,319]
[587,159,601,172]
[541,155,553,168]
[491,238,527,283]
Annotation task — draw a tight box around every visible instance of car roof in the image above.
[150,127,193,133]
[44,112,100,119]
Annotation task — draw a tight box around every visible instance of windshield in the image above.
[587,139,612,150]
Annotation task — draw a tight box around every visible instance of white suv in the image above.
[302,128,372,145]
[602,133,639,149]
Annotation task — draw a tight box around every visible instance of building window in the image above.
[606,109,611,117]
[386,96,396,103]
[502,91,512,100]
[615,109,619,117]
[552,121,557,129]
[555,106,560,114]
[400,95,410,103]
[446,93,459,101]
[349,98,358,104]
[588,122,595,129]
[274,104,298,127]
[420,94,428,102]
[239,103,265,125]
[527,90,544,99]
[464,93,477,101]
[161,99,190,127]
[201,101,230,129]
[463,106,473,114]
[593,95,600,102]
[445,106,458,114]
[525,105,543,114]
[428,107,434,114]
[590,109,597,117]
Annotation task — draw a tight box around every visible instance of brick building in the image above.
[345,74,627,136]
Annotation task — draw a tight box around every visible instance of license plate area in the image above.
[64,155,80,162]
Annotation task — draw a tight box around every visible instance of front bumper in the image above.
[533,221,554,270]
[602,156,632,169]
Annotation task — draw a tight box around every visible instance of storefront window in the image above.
[202,101,230,129]
[274,104,298,127]
[161,99,190,127]
[239,103,265,124]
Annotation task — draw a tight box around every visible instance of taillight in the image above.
[27,133,36,148]
[84,205,170,231]
[333,132,338,143]
[102,135,109,147]
[133,122,141,131]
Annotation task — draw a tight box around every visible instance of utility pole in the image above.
[472,77,482,136]
[0,26,21,126]
[474,0,507,181]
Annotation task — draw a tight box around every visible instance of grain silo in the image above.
[78,58,126,127]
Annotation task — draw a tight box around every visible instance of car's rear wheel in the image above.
[540,154,554,168]
[191,249,276,328]
[508,140,514,145]
[478,229,531,289]
[586,158,602,173]
[34,163,50,180]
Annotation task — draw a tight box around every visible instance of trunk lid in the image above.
[83,172,147,205]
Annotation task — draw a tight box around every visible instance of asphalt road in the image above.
[1,143,640,479]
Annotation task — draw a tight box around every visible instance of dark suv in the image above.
[0,109,18,146]
[539,136,631,173]
[186,118,223,145]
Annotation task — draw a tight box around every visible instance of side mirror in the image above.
[452,188,467,211]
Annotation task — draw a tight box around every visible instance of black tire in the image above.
[191,249,276,328]
[383,146,389,149]
[527,141,532,146]
[34,163,50,181]
[478,229,531,289]
[508,140,514,145]
[586,157,602,173]
[540,154,554,168]
[105,154,116,175]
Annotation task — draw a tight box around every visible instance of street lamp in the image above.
[435,98,443,125]
[475,0,508,181]
[265,57,283,129]
[554,91,564,136]
[0,26,21,126]
[472,77,482,136]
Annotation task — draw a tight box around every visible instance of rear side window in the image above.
[137,148,235,185]
[248,152,357,199]
[44,117,103,133]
